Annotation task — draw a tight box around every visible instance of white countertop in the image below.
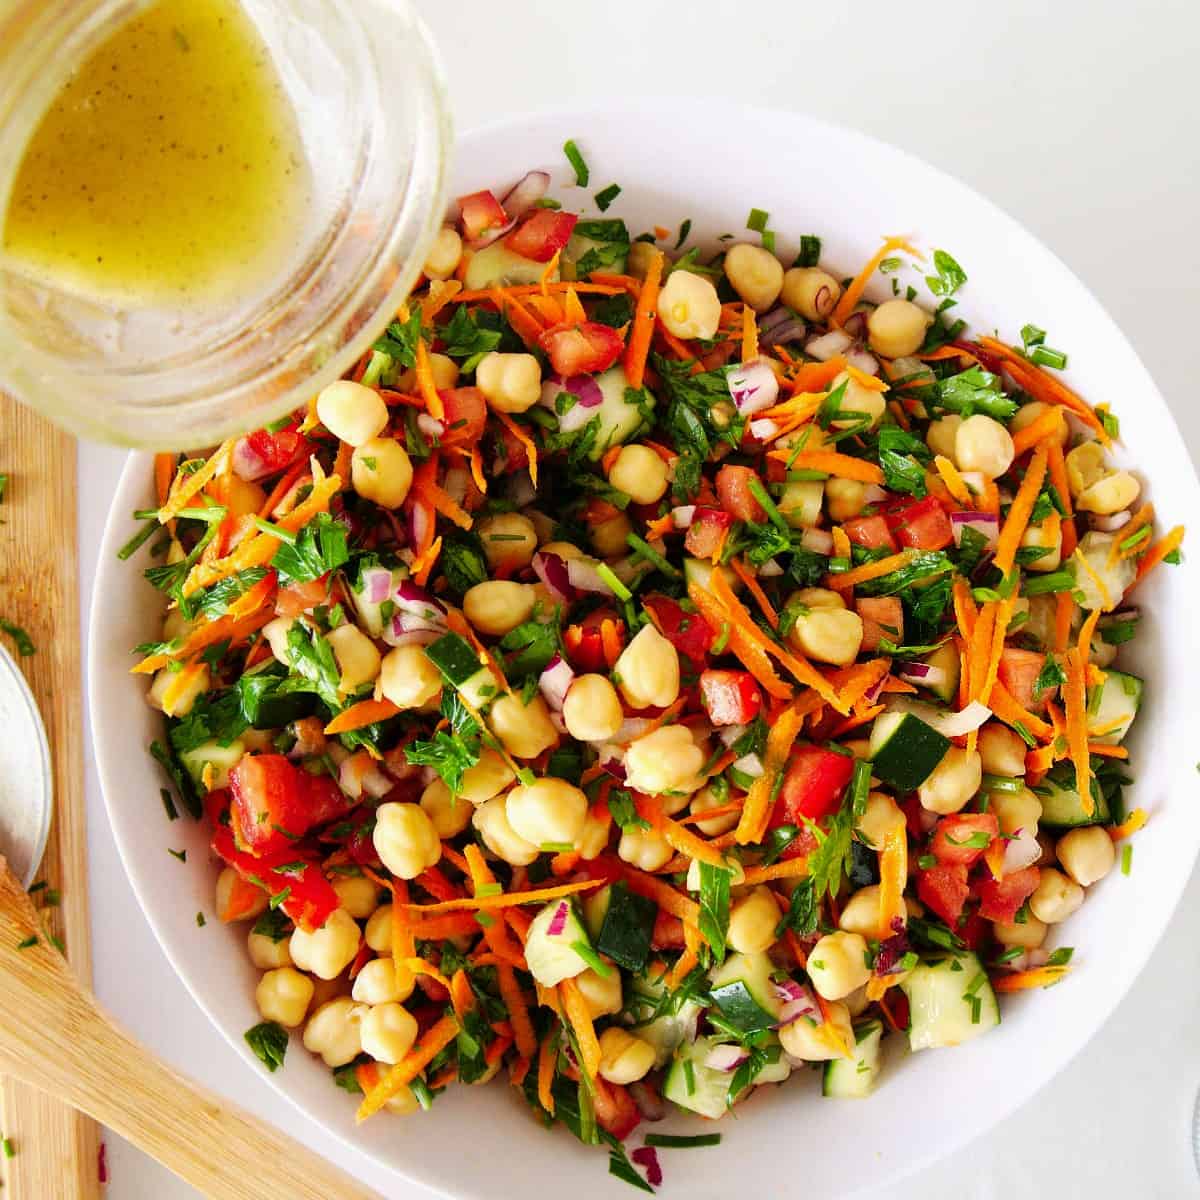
[77,0,1200,1195]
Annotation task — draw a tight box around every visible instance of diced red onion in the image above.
[500,170,550,220]
[841,311,868,339]
[957,470,986,495]
[386,629,441,648]
[1026,947,1051,969]
[897,661,947,691]
[615,718,651,744]
[566,556,614,595]
[231,436,270,481]
[417,413,445,439]
[705,1044,750,1071]
[845,346,880,375]
[864,673,888,705]
[750,418,780,441]
[540,372,604,410]
[385,612,445,646]
[532,551,575,602]
[671,505,696,529]
[339,755,392,801]
[359,566,393,605]
[466,216,516,252]
[1091,510,1133,532]
[1003,826,1042,873]
[395,580,447,617]
[800,528,834,555]
[759,306,807,346]
[773,979,821,1026]
[862,484,889,504]
[631,1148,662,1188]
[951,511,1001,550]
[806,328,853,361]
[758,557,784,578]
[887,698,992,736]
[629,1081,666,1122]
[598,752,627,782]
[727,361,780,415]
[733,752,764,779]
[717,723,747,749]
[407,501,433,553]
[547,901,570,937]
[539,653,575,711]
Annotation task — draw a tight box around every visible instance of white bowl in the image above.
[89,102,1200,1199]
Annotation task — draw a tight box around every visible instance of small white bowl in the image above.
[89,102,1200,1199]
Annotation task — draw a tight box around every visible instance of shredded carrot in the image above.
[830,658,891,712]
[876,824,907,939]
[994,444,1048,574]
[831,704,885,737]
[1062,647,1092,813]
[830,526,851,561]
[828,549,917,592]
[729,557,778,629]
[668,924,702,988]
[496,963,536,1059]
[983,835,1007,882]
[1010,406,1066,457]
[599,618,623,668]
[990,681,1054,741]
[831,236,922,327]
[540,251,562,294]
[402,878,601,915]
[933,455,973,507]
[740,856,811,886]
[154,453,177,509]
[677,799,743,828]
[550,850,582,877]
[623,248,664,389]
[418,476,473,530]
[454,281,622,304]
[324,698,401,735]
[256,460,308,520]
[736,701,805,844]
[526,292,565,327]
[449,968,475,1022]
[688,580,791,700]
[1131,525,1185,588]
[632,696,687,739]
[952,576,978,639]
[741,303,758,363]
[787,358,847,393]
[992,966,1071,993]
[589,272,642,294]
[357,1014,459,1121]
[1109,502,1154,565]
[768,449,885,484]
[493,410,538,488]
[410,535,443,588]
[537,1033,557,1115]
[558,977,602,1078]
[413,339,445,421]
[133,606,274,675]
[1109,808,1148,841]
[156,439,236,523]
[980,594,1016,708]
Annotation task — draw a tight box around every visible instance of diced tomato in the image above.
[699,670,762,727]
[275,574,330,617]
[305,773,352,829]
[230,755,349,856]
[643,593,714,669]
[210,824,340,932]
[955,911,989,950]
[218,872,268,922]
[776,746,855,825]
[684,506,734,559]
[715,464,765,523]
[651,910,685,950]
[886,496,954,551]
[504,210,578,263]
[930,812,999,867]
[437,387,488,447]
[492,419,529,476]
[592,1077,641,1142]
[975,865,1040,923]
[457,189,508,242]
[856,596,904,652]
[916,862,971,926]
[538,321,623,377]
[901,794,927,840]
[235,427,310,482]
[563,608,625,672]
[997,647,1047,711]
[843,515,897,552]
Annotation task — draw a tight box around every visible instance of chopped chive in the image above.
[594,183,621,212]
[711,621,730,655]
[26,881,46,895]
[475,911,495,928]
[761,229,777,254]
[746,207,769,233]
[795,235,821,267]
[2,1137,14,1158]
[674,219,692,249]
[476,882,503,897]
[981,773,1024,794]
[563,139,589,186]
[168,848,187,862]
[570,939,613,977]
[1118,525,1151,553]
[196,911,207,927]
[16,936,37,950]
[49,935,65,953]
[1030,345,1068,369]
[596,561,632,601]
[1121,843,1133,875]
[625,533,680,578]
[43,889,60,907]
[747,478,789,533]
[643,1133,721,1148]
[785,469,829,482]
[1020,323,1046,349]
[160,787,179,821]
[253,517,296,543]
[117,518,160,560]
[533,197,562,210]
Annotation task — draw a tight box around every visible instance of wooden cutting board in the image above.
[0,396,101,1198]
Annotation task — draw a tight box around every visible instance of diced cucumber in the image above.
[1086,669,1142,745]
[460,666,500,710]
[562,233,628,280]
[463,241,550,291]
[179,738,244,789]
[351,562,407,638]
[663,1038,732,1119]
[751,1041,791,1086]
[778,481,824,529]
[869,711,950,792]
[708,952,782,1033]
[595,882,656,972]
[682,557,742,595]
[822,1020,883,1098]
[577,365,653,462]
[629,968,702,1068]
[1034,763,1110,828]
[920,642,960,704]
[582,885,610,942]
[524,900,590,986]
[901,953,999,1051]
[424,633,482,689]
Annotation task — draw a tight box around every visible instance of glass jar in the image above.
[0,0,450,448]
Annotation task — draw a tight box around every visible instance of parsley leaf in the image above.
[875,425,930,497]
[774,876,817,937]
[404,731,479,795]
[804,806,857,901]
[440,535,488,595]
[499,612,562,677]
[697,861,732,965]
[0,618,35,657]
[169,689,248,754]
[244,1021,289,1073]
[372,308,425,369]
[1034,655,1067,698]
[607,788,649,832]
[190,566,270,620]
[925,249,967,298]
[935,366,1017,421]
[272,513,350,585]
[439,306,504,373]
[282,623,342,709]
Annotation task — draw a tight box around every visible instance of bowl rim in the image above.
[88,98,1200,1200]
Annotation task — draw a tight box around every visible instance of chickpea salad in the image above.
[122,147,1184,1191]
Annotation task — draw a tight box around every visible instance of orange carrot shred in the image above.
[449,968,475,1022]
[1109,808,1148,841]
[730,556,778,629]
[767,449,885,484]
[493,411,538,488]
[831,236,922,327]
[402,878,601,915]
[623,248,664,389]
[994,444,1048,574]
[1062,647,1092,813]
[1010,406,1066,457]
[357,1014,459,1121]
[934,455,973,507]
[413,339,445,421]
[828,549,917,592]
[992,966,1071,993]
[1131,525,1185,588]
[559,978,602,1078]
[735,701,805,844]
[324,698,401,735]
[741,303,758,363]
[876,825,907,939]
[537,1033,557,1115]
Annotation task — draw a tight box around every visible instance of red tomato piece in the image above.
[777,746,855,825]
[457,189,508,241]
[275,574,331,617]
[305,773,352,829]
[492,418,530,476]
[916,862,971,926]
[563,608,625,672]
[843,515,897,551]
[683,506,734,559]
[651,910,686,950]
[643,594,714,668]
[230,755,349,855]
[887,496,954,551]
[504,210,578,263]
[997,647,1047,711]
[236,427,310,481]
[592,1078,640,1142]
[538,321,624,377]
[699,670,762,727]
[437,387,488,447]
[715,464,765,523]
[955,911,989,950]
[856,596,904,652]
[930,812,999,867]
[975,865,1040,923]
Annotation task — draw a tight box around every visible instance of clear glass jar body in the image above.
[0,0,450,448]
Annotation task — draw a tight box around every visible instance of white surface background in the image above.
[75,0,1200,1196]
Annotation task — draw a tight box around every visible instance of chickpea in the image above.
[351,437,414,508]
[379,643,442,710]
[955,414,1014,479]
[332,874,381,921]
[1029,868,1084,924]
[577,808,612,860]
[563,674,624,742]
[1056,827,1116,887]
[478,511,539,570]
[256,967,314,1028]
[215,867,267,922]
[626,240,661,282]
[824,477,867,522]
[575,966,623,1018]
[658,269,721,340]
[1011,402,1067,448]
[261,616,296,666]
[364,904,394,954]
[993,916,1048,949]
[778,480,824,528]
[327,623,381,694]
[458,749,515,805]
[148,661,210,718]
[625,725,705,796]
[838,885,912,938]
[830,371,886,431]
[779,1000,853,1062]
[1077,470,1140,516]
[463,580,536,637]
[1020,518,1062,572]
[505,778,589,848]
[590,512,633,559]
[807,931,872,1001]
[856,792,905,849]
[420,779,473,838]
[978,723,1028,777]
[614,623,680,709]
[248,929,292,969]
[359,1002,418,1065]
[597,1027,656,1086]
[373,802,442,880]
[780,267,841,322]
[396,352,458,394]
[473,794,539,866]
[476,352,542,414]
[289,908,361,981]
[727,887,780,954]
[489,692,558,760]
[609,444,669,505]
[724,243,784,312]
[316,380,389,447]
[788,587,863,667]
[353,957,415,1006]
[1065,441,1106,497]
[918,746,981,815]
[925,415,962,464]
[303,997,367,1068]
[618,826,674,872]
[690,785,739,836]
[867,299,932,359]
[423,226,463,281]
